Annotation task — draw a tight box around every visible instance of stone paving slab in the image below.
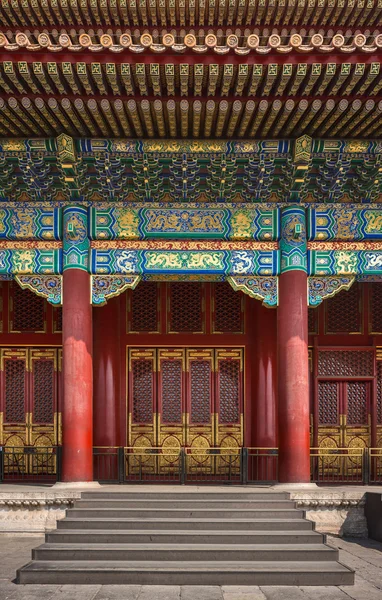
[0,534,382,599]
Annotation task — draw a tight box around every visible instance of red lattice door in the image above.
[317,380,371,449]
[215,349,243,449]
[0,348,59,449]
[186,349,215,451]
[343,381,371,451]
[0,348,29,448]
[0,348,59,478]
[157,349,185,451]
[128,348,157,450]
[30,349,58,448]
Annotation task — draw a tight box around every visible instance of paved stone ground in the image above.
[0,535,382,600]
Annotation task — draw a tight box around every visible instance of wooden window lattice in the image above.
[130,282,158,332]
[33,361,54,424]
[132,360,153,424]
[308,308,318,334]
[347,381,368,425]
[213,283,243,333]
[161,360,182,424]
[326,283,361,334]
[54,307,62,332]
[4,359,26,423]
[318,350,373,377]
[218,360,240,424]
[318,381,339,425]
[190,360,211,423]
[377,362,382,425]
[370,283,382,334]
[169,283,203,333]
[11,283,45,332]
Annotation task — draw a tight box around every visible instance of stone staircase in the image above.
[17,490,354,585]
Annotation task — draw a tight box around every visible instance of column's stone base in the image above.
[273,483,318,489]
[52,482,101,489]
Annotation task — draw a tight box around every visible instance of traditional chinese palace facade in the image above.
[0,0,382,485]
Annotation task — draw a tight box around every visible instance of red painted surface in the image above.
[252,302,278,447]
[61,269,93,482]
[278,270,310,483]
[93,297,121,447]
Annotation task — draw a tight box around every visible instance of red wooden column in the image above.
[61,206,93,482]
[278,206,310,483]
[252,302,278,448]
[93,297,120,447]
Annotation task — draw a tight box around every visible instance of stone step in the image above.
[33,543,337,562]
[47,529,324,545]
[67,507,305,519]
[57,517,315,532]
[74,499,295,509]
[81,491,290,500]
[17,560,355,586]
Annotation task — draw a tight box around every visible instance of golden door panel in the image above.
[127,347,244,451]
[30,349,58,447]
[0,348,28,448]
[317,380,371,476]
[157,348,186,451]
[215,349,243,449]
[128,348,157,450]
[186,349,215,451]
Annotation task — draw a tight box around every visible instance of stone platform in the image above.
[0,484,378,537]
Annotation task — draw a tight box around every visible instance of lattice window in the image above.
[318,350,373,377]
[130,283,159,332]
[11,282,45,332]
[169,283,203,333]
[219,360,240,424]
[370,283,382,334]
[161,360,182,423]
[377,362,382,425]
[132,360,153,423]
[190,360,211,423]
[33,361,54,424]
[347,381,368,425]
[308,308,318,334]
[326,283,361,333]
[318,381,339,425]
[213,283,243,333]
[4,359,26,423]
[54,307,62,332]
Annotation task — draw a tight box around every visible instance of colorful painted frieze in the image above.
[309,249,382,276]
[0,248,61,275]
[308,208,382,241]
[91,248,278,277]
[89,207,279,241]
[0,207,61,240]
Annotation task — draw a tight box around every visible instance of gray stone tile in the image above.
[339,575,382,600]
[139,586,180,600]
[298,586,352,599]
[222,587,266,600]
[181,587,222,600]
[260,588,306,600]
[6,585,60,600]
[0,583,18,600]
[54,585,102,600]
[94,586,141,600]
